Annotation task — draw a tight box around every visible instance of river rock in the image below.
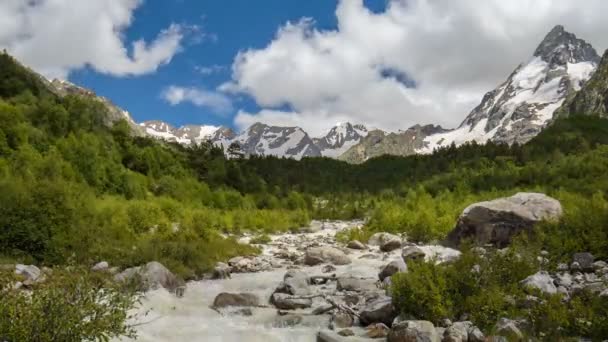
[388,320,440,342]
[380,237,403,252]
[213,293,260,308]
[379,259,407,281]
[317,330,374,342]
[369,232,401,247]
[273,314,303,328]
[446,193,562,248]
[91,261,109,272]
[401,246,425,262]
[338,329,355,337]
[347,240,366,250]
[271,293,313,310]
[367,323,390,338]
[443,321,472,342]
[360,296,396,326]
[573,252,594,271]
[494,318,523,340]
[304,246,351,266]
[212,262,231,279]
[521,271,557,294]
[337,277,377,292]
[331,312,354,329]
[114,261,183,293]
[275,271,311,295]
[15,264,41,283]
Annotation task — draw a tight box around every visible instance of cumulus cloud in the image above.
[161,86,233,114]
[225,0,608,135]
[0,0,185,79]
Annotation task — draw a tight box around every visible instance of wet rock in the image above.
[401,246,426,262]
[388,320,440,342]
[212,262,231,279]
[381,237,403,252]
[331,312,354,329]
[446,193,562,248]
[276,271,310,295]
[305,247,352,266]
[494,318,523,341]
[521,271,557,294]
[347,240,366,250]
[369,232,401,247]
[114,261,184,294]
[337,277,377,292]
[367,323,390,338]
[91,261,109,272]
[233,308,253,316]
[322,265,337,273]
[573,252,594,271]
[312,304,334,315]
[359,254,380,260]
[270,293,313,310]
[273,314,303,328]
[338,329,355,337]
[360,296,396,326]
[468,327,485,342]
[317,330,371,342]
[213,293,260,308]
[379,259,407,281]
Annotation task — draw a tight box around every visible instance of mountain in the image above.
[140,121,220,145]
[49,79,146,136]
[556,49,608,118]
[339,124,447,163]
[313,122,368,157]
[418,25,600,153]
[229,122,321,159]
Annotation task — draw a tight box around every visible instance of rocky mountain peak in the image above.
[534,25,600,66]
[313,122,368,158]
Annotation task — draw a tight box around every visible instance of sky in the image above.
[2,0,608,137]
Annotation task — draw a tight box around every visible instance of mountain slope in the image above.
[231,122,321,159]
[313,122,368,158]
[556,50,608,118]
[140,121,220,145]
[339,124,446,163]
[418,25,599,153]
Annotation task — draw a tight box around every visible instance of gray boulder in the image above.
[271,293,313,310]
[347,240,366,250]
[388,320,440,342]
[379,259,408,281]
[369,232,401,247]
[330,312,354,329]
[381,238,403,252]
[275,271,311,295]
[494,318,523,341]
[15,264,41,283]
[212,292,260,308]
[447,193,562,247]
[521,271,557,294]
[402,246,426,262]
[359,296,396,326]
[91,261,109,272]
[114,261,183,293]
[443,321,471,342]
[304,247,351,266]
[212,262,231,279]
[573,252,594,271]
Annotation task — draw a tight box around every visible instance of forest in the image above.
[1,51,608,339]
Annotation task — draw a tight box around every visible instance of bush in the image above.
[0,268,137,342]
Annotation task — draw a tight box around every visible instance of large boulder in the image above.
[359,296,396,327]
[447,193,562,248]
[304,247,351,266]
[573,252,595,271]
[275,271,311,296]
[347,240,366,250]
[521,271,557,294]
[114,261,183,293]
[379,259,408,281]
[380,237,403,252]
[369,232,401,247]
[401,246,426,262]
[212,262,231,279]
[494,318,524,341]
[15,264,42,284]
[388,320,440,342]
[213,292,260,308]
[270,293,313,310]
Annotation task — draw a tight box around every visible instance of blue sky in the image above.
[68,0,387,129]
[2,0,608,135]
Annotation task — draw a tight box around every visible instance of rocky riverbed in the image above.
[116,220,459,342]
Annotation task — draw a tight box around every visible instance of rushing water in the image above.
[118,221,459,342]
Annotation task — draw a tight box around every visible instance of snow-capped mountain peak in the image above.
[140,121,220,145]
[313,122,368,158]
[418,25,600,153]
[230,122,321,159]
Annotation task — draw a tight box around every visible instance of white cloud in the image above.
[226,0,608,135]
[0,0,185,79]
[162,86,233,114]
